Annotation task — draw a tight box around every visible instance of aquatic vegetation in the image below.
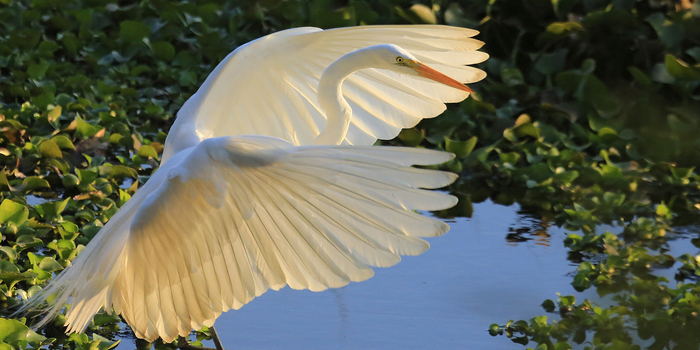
[0,0,699,349]
[427,0,700,349]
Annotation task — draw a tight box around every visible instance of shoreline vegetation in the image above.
[0,0,699,349]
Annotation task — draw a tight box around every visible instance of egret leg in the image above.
[177,330,226,350]
[210,326,225,350]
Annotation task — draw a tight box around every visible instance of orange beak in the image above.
[414,62,474,93]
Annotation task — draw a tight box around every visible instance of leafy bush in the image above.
[0,0,699,349]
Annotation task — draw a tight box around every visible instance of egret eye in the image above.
[396,57,404,64]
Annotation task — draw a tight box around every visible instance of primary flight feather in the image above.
[19,25,488,343]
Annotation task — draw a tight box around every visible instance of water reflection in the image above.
[104,198,700,349]
[112,200,578,350]
[26,194,50,206]
[505,212,553,247]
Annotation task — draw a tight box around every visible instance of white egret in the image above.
[19,25,487,346]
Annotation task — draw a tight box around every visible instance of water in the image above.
[26,194,49,206]
[109,200,700,349]
[115,200,585,349]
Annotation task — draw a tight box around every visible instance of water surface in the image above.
[118,200,584,349]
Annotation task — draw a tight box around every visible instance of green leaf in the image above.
[39,140,63,158]
[628,67,653,87]
[554,170,579,185]
[60,33,81,55]
[499,152,521,165]
[35,198,70,222]
[0,200,28,226]
[145,104,164,115]
[445,136,477,159]
[19,177,51,192]
[137,145,158,159]
[109,165,138,179]
[48,105,62,122]
[0,247,17,260]
[52,135,75,150]
[397,128,425,147]
[665,54,700,81]
[541,299,556,312]
[553,342,573,350]
[533,315,548,327]
[0,318,30,342]
[501,68,524,86]
[670,166,694,179]
[572,272,591,290]
[38,256,63,272]
[93,312,121,326]
[93,333,120,350]
[109,134,124,144]
[58,222,79,240]
[31,92,54,110]
[0,261,19,274]
[646,13,684,49]
[27,60,49,80]
[179,71,197,87]
[399,4,437,24]
[656,202,672,219]
[544,21,584,36]
[0,270,37,289]
[75,117,101,139]
[532,49,567,75]
[37,39,60,56]
[119,20,151,43]
[488,323,500,336]
[151,41,175,61]
[76,169,98,185]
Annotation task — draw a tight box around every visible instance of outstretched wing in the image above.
[118,136,457,342]
[164,25,488,161]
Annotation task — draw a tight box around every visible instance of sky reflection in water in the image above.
[116,200,586,349]
[113,199,700,349]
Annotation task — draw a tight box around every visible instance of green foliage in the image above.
[0,0,699,348]
[404,0,700,348]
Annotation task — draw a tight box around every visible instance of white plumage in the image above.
[163,25,487,159]
[20,25,487,343]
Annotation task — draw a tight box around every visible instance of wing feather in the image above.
[120,136,457,342]
[164,25,487,160]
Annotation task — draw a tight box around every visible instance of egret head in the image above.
[372,44,474,93]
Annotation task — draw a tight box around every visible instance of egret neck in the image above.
[312,44,474,145]
[313,47,382,145]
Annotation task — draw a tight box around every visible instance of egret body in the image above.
[19,25,488,344]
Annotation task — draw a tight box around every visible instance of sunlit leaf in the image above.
[38,257,63,272]
[445,136,477,159]
[38,140,62,159]
[52,135,75,150]
[0,200,28,226]
[110,165,138,179]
